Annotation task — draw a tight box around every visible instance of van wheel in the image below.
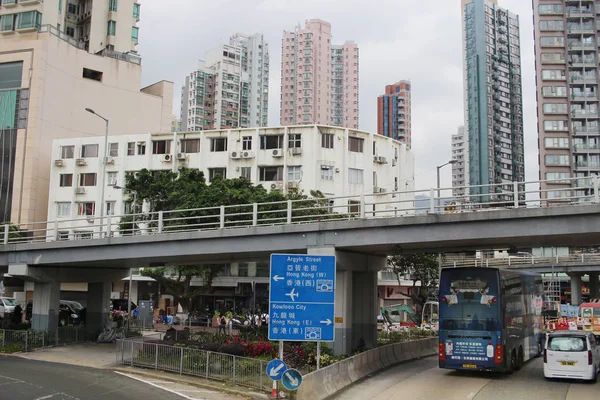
[591,367,597,383]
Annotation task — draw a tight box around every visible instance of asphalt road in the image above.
[332,356,600,400]
[0,356,234,400]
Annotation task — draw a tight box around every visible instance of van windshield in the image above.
[2,298,18,307]
[548,336,587,352]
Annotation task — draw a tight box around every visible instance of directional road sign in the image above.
[268,253,336,342]
[266,359,287,381]
[281,368,303,391]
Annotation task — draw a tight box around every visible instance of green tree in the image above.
[387,249,440,312]
[0,222,22,244]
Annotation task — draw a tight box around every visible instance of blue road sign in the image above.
[268,253,336,342]
[266,359,287,381]
[281,368,303,391]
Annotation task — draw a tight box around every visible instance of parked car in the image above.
[543,331,600,381]
[25,300,87,326]
[0,297,18,319]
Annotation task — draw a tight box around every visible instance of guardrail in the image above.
[0,326,94,353]
[442,254,600,268]
[1,176,599,246]
[117,339,269,391]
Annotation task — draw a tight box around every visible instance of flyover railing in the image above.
[442,254,600,268]
[1,176,599,245]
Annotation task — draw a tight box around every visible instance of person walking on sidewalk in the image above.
[218,314,227,335]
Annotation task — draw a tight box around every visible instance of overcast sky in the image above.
[138,0,538,191]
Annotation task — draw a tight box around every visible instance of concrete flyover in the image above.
[1,204,600,269]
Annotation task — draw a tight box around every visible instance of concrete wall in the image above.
[294,337,438,400]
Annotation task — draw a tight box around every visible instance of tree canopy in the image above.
[387,250,440,311]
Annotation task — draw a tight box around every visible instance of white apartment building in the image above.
[0,0,172,226]
[46,125,415,237]
[181,33,269,132]
[452,126,468,197]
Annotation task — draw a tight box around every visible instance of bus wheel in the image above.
[517,347,524,370]
[510,349,518,372]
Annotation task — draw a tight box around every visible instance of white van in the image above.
[544,331,600,381]
[0,297,18,319]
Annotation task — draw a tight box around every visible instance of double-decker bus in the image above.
[438,267,544,372]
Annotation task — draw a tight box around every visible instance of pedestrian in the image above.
[218,314,227,335]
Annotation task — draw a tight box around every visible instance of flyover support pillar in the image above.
[86,282,111,337]
[588,274,600,299]
[32,281,61,331]
[568,273,583,306]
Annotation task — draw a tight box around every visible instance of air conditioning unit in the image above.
[86,217,95,223]
[242,151,255,159]
[108,178,117,186]
[105,157,114,164]
[320,165,331,170]
[230,151,241,159]
[374,156,388,164]
[75,187,86,195]
[291,148,303,155]
[272,149,283,157]
[379,187,387,194]
[162,154,172,163]
[288,181,299,189]
[75,158,87,166]
[54,160,65,167]
[177,152,187,160]
[270,182,284,190]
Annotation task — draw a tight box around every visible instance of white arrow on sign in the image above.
[269,363,285,377]
[285,371,299,386]
[320,319,332,326]
[273,275,284,282]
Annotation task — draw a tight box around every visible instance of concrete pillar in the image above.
[86,283,111,336]
[32,281,61,331]
[569,273,583,306]
[589,274,600,299]
[352,270,378,350]
[334,270,353,356]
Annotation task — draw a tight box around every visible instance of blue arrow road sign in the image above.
[266,359,287,381]
[268,253,336,342]
[281,368,303,391]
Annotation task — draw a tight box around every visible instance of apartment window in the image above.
[348,137,364,152]
[547,191,570,199]
[180,139,200,153]
[107,20,116,36]
[208,168,226,182]
[56,202,71,218]
[260,135,284,149]
[288,166,302,181]
[541,53,565,64]
[348,168,364,184]
[320,166,334,181]
[107,171,118,186]
[60,145,74,159]
[106,201,116,216]
[58,0,63,13]
[79,173,97,187]
[542,86,567,97]
[544,120,568,131]
[321,133,334,149]
[242,136,252,151]
[131,27,139,44]
[123,201,132,215]
[137,141,146,155]
[127,142,135,156]
[543,103,567,114]
[0,14,15,32]
[546,172,571,183]
[540,37,564,47]
[210,137,227,152]
[539,20,564,31]
[259,166,283,181]
[542,70,566,80]
[17,11,42,30]
[109,143,118,157]
[59,174,73,187]
[152,140,171,154]
[288,133,301,148]
[81,144,99,158]
[544,137,569,148]
[545,154,570,166]
[538,4,563,15]
[133,3,140,19]
[66,27,74,37]
[109,0,118,12]
[67,3,77,13]
[77,202,95,216]
[82,68,103,82]
[240,166,251,180]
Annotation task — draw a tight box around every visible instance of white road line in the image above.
[114,372,201,400]
[34,395,58,400]
[0,374,25,383]
[177,389,214,393]
[467,392,476,399]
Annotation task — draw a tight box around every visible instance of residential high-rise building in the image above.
[533,0,599,200]
[462,0,524,199]
[180,33,269,132]
[280,19,359,129]
[171,115,181,133]
[452,126,468,197]
[0,0,173,225]
[377,80,412,148]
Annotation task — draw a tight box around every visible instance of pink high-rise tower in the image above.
[280,19,359,129]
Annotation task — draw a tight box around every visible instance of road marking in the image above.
[467,392,476,399]
[114,372,207,400]
[0,374,25,383]
[34,395,58,400]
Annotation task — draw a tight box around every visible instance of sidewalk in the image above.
[15,342,118,368]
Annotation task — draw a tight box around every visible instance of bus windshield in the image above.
[440,268,501,331]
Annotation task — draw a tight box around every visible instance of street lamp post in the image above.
[85,108,109,236]
[436,160,457,210]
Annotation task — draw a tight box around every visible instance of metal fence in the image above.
[117,339,268,391]
[442,253,600,268]
[0,326,94,353]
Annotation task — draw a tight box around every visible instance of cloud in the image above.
[138,0,539,191]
